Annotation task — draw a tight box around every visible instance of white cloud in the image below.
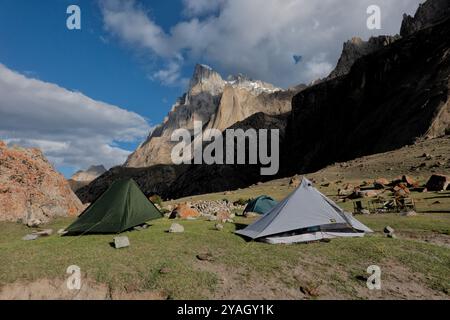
[182,0,226,17]
[100,0,423,88]
[0,63,150,172]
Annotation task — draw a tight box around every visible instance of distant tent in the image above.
[236,178,372,244]
[244,195,278,215]
[66,179,162,234]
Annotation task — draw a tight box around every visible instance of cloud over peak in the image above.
[100,0,423,88]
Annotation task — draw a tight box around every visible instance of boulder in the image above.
[374,178,389,189]
[0,142,83,224]
[168,223,184,233]
[169,204,201,219]
[402,175,418,187]
[425,174,449,191]
[22,234,39,241]
[384,226,395,234]
[113,236,130,249]
[215,223,224,231]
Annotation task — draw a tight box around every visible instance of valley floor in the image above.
[0,137,449,300]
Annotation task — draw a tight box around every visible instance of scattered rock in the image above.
[361,209,370,215]
[216,211,231,222]
[384,226,395,234]
[338,184,355,196]
[196,253,214,262]
[159,267,171,274]
[215,223,224,231]
[22,234,39,241]
[244,212,259,218]
[374,178,389,189]
[26,219,43,228]
[113,236,130,249]
[133,224,149,231]
[34,229,53,236]
[168,223,184,233]
[401,211,417,217]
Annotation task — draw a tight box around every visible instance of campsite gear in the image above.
[236,178,372,244]
[66,179,162,234]
[113,236,130,249]
[243,195,278,215]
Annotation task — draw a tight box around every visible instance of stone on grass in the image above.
[34,229,53,236]
[215,223,224,231]
[401,211,417,217]
[22,234,39,241]
[26,219,43,228]
[196,253,214,262]
[168,223,184,233]
[113,236,130,249]
[384,226,395,234]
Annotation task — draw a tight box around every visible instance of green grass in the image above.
[0,212,449,299]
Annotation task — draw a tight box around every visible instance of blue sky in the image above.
[0,0,422,177]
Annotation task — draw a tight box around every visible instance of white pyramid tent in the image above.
[236,178,372,244]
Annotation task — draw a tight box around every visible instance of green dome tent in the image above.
[66,179,162,234]
[244,195,278,215]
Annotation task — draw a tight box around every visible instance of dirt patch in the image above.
[353,261,449,300]
[396,231,450,248]
[194,261,301,300]
[0,278,167,300]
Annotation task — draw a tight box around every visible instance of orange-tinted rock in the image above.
[402,175,418,187]
[170,204,201,219]
[0,144,83,224]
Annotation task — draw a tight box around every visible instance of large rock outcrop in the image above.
[71,165,106,182]
[124,64,298,167]
[400,0,450,36]
[328,36,399,79]
[0,141,83,224]
[68,165,106,192]
[283,15,450,175]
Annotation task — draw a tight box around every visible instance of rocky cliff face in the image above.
[68,165,107,192]
[124,64,295,167]
[71,165,106,182]
[283,16,450,175]
[400,0,450,36]
[328,36,399,79]
[77,112,288,202]
[0,141,83,224]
